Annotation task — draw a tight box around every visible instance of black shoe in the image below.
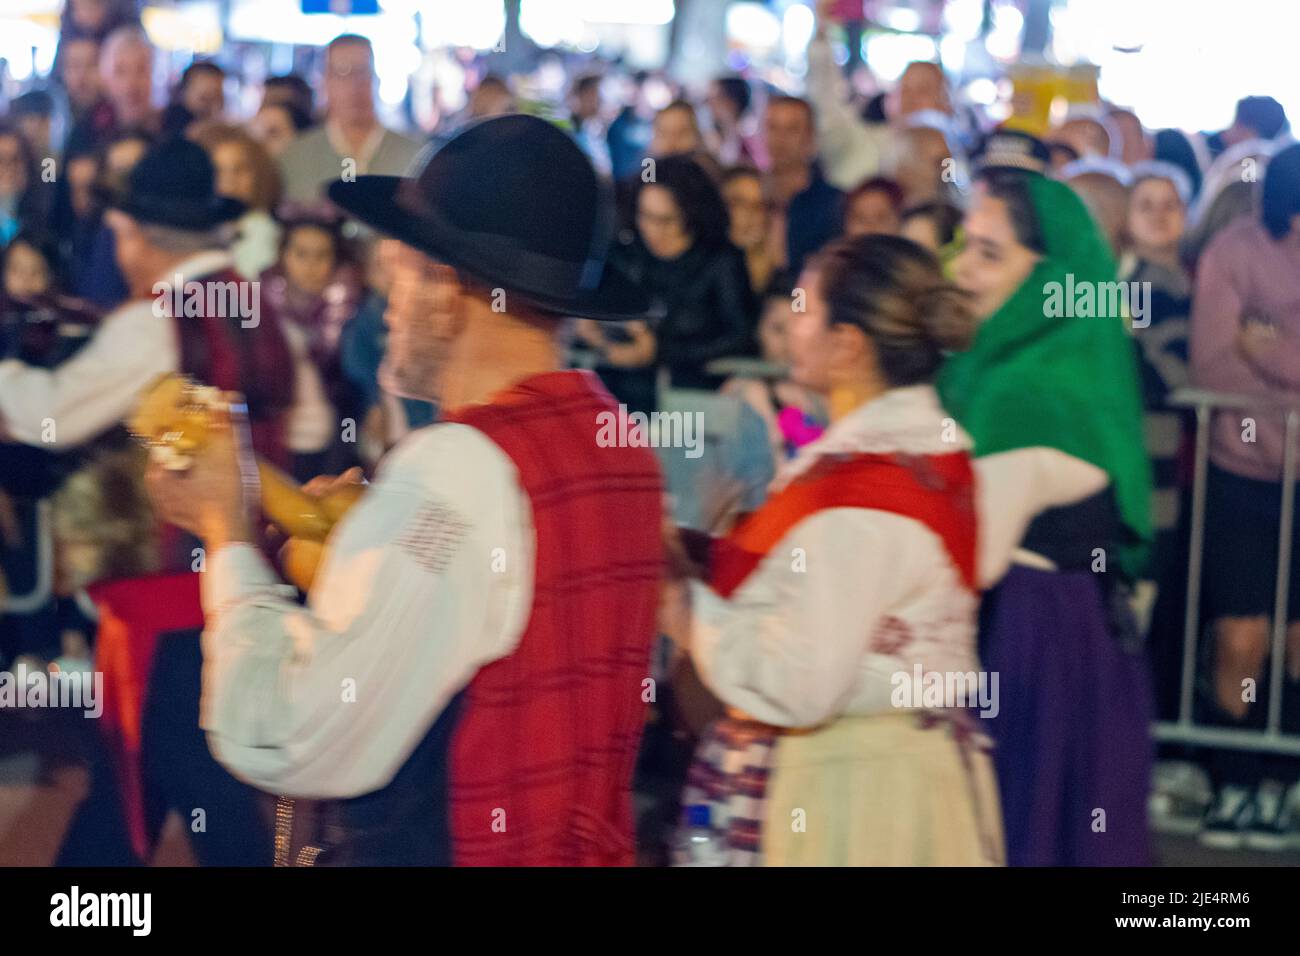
[1199,784,1254,850]
[1244,780,1299,852]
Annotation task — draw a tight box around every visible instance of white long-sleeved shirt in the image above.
[0,250,234,448]
[688,385,1107,729]
[804,33,899,191]
[199,422,534,799]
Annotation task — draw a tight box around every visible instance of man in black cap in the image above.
[145,114,665,865]
[0,136,291,460]
[0,136,291,867]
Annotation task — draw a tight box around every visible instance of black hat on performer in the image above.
[102,136,245,230]
[328,113,648,321]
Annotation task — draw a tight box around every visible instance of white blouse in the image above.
[688,385,1107,728]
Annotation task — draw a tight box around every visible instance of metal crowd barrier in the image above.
[1156,388,1300,755]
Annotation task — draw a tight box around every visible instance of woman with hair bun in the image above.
[660,234,1103,865]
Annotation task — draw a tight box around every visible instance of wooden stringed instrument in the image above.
[128,373,364,591]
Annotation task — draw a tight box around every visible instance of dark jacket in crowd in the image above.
[785,161,844,276]
[611,238,756,393]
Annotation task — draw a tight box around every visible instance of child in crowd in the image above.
[260,210,364,483]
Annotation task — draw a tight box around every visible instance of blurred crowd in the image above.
[1,0,1300,865]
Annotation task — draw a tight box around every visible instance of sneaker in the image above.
[1199,784,1255,849]
[1244,780,1299,852]
[1149,760,1213,835]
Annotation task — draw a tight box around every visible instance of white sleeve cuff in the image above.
[202,542,292,619]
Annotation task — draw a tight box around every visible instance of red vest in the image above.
[443,371,663,865]
[711,451,978,598]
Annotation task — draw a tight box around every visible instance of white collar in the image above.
[774,384,971,491]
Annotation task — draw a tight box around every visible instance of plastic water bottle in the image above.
[673,804,727,866]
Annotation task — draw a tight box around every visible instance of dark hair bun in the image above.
[917,283,975,353]
[817,234,974,386]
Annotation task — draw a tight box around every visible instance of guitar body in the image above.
[129,374,362,591]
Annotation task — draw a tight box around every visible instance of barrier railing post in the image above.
[1178,400,1211,727]
[1158,389,1300,754]
[1266,410,1299,735]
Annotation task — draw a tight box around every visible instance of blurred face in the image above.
[651,106,699,157]
[470,83,513,118]
[105,211,150,293]
[707,82,739,128]
[1068,174,1128,254]
[324,41,377,126]
[4,241,50,300]
[953,185,1041,321]
[896,127,950,204]
[382,241,461,401]
[182,70,225,122]
[17,116,52,155]
[252,104,297,158]
[897,62,948,118]
[723,173,767,250]
[210,140,258,208]
[764,101,814,171]
[1110,110,1150,165]
[1054,118,1109,159]
[845,190,901,238]
[901,214,942,251]
[785,267,837,393]
[0,135,28,198]
[67,155,99,218]
[282,225,337,297]
[102,40,154,126]
[572,84,601,121]
[636,184,693,260]
[70,0,109,31]
[61,39,101,110]
[1128,177,1185,255]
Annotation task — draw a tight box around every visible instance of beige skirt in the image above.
[760,712,1005,866]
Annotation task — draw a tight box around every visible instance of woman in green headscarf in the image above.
[938,167,1155,866]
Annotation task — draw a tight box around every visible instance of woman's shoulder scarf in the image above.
[710,450,977,599]
[937,174,1153,577]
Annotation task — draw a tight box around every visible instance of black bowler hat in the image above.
[104,137,245,230]
[328,114,649,321]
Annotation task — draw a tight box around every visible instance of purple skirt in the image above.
[979,565,1153,866]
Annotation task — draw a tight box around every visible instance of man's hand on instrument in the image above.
[144,393,258,553]
[301,466,366,500]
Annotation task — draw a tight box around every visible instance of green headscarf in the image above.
[938,173,1152,578]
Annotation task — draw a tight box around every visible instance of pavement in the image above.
[2,702,1298,868]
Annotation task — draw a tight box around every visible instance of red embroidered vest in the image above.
[711,451,978,598]
[443,370,663,865]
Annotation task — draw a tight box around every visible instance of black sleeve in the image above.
[655,248,756,372]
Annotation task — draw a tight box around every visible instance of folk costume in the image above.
[1,139,293,866]
[938,173,1156,866]
[680,384,1104,865]
[200,115,665,865]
